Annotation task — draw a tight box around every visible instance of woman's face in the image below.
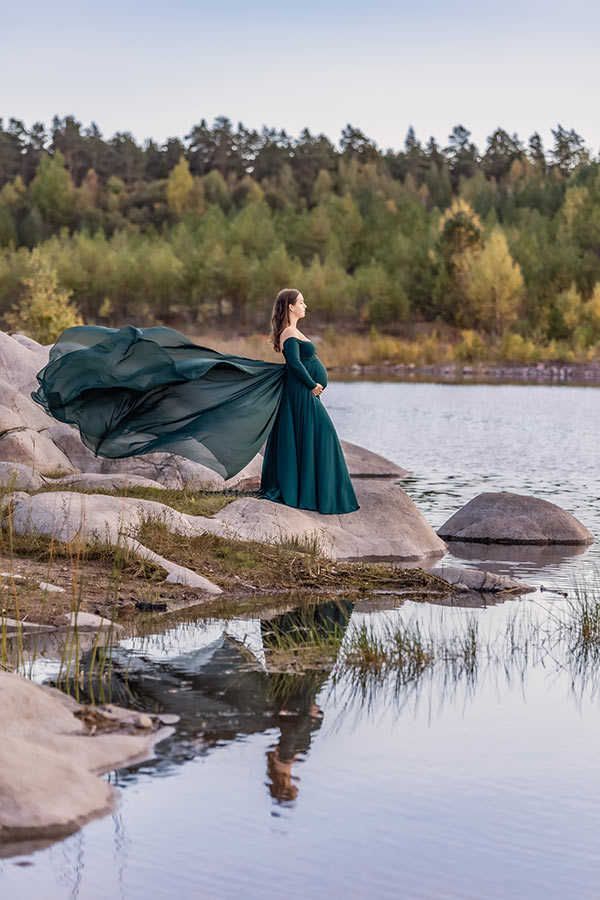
[289,293,307,319]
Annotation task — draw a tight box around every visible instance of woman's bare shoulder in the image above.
[279,326,301,343]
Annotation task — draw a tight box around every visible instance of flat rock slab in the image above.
[438,491,594,545]
[428,565,535,594]
[0,671,171,850]
[4,491,222,592]
[64,612,125,632]
[128,538,223,593]
[1,617,56,633]
[5,490,204,545]
[50,472,168,491]
[212,478,445,561]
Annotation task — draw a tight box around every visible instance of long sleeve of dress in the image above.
[282,339,318,390]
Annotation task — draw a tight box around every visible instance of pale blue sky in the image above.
[2,0,599,154]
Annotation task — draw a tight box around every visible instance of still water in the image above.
[2,382,600,900]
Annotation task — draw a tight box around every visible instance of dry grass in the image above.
[189,327,457,367]
[189,326,600,369]
[33,484,239,516]
[136,518,446,597]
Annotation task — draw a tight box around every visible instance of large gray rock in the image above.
[339,439,409,478]
[0,671,171,849]
[438,491,594,545]
[45,422,102,472]
[8,332,49,357]
[5,487,206,545]
[0,405,26,435]
[210,478,445,561]
[0,461,44,491]
[96,449,262,491]
[0,331,47,390]
[0,379,53,432]
[4,491,222,592]
[0,428,77,477]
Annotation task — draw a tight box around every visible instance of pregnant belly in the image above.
[307,356,328,387]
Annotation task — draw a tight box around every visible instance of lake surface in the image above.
[2,382,600,900]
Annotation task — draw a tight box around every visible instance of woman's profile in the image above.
[31,287,359,515]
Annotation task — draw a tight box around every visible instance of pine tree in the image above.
[31,150,74,227]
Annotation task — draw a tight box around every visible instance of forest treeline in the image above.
[1,115,600,361]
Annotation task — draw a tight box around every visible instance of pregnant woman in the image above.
[32,288,359,515]
[258,289,358,513]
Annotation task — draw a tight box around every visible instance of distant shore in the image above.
[328,360,600,386]
[185,331,600,387]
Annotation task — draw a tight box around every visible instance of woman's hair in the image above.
[269,288,300,352]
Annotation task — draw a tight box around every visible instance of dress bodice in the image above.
[282,337,328,388]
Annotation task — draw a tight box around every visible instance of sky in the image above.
[2,0,599,155]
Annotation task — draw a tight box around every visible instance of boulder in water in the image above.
[438,491,594,545]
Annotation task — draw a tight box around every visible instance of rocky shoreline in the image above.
[0,671,175,856]
[330,360,600,385]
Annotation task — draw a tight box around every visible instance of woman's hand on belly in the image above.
[312,383,324,396]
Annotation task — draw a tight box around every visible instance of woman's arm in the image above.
[282,338,318,390]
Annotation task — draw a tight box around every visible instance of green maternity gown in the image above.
[31,325,359,515]
[258,337,359,514]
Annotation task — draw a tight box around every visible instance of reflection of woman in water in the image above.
[66,599,353,804]
[265,679,325,804]
[261,600,353,804]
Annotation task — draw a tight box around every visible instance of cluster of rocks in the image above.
[0,329,446,587]
[0,329,410,489]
